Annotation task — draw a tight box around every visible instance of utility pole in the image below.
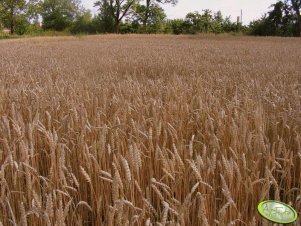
[241,9,243,24]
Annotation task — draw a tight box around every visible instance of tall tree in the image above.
[185,10,214,33]
[268,0,300,36]
[131,2,166,33]
[214,11,223,23]
[94,0,114,32]
[249,1,297,37]
[142,0,176,33]
[185,11,202,32]
[41,0,81,31]
[95,0,136,33]
[71,9,94,33]
[268,1,285,35]
[288,0,301,36]
[26,0,42,23]
[0,0,27,34]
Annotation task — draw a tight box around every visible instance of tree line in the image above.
[0,0,300,36]
[250,0,301,36]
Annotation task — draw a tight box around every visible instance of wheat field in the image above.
[0,35,301,226]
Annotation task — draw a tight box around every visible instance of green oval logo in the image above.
[257,200,298,224]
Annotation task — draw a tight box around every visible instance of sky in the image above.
[82,0,276,25]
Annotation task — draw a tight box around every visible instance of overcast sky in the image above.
[82,0,276,25]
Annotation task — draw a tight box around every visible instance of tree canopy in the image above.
[0,0,27,34]
[94,0,136,33]
[249,0,301,36]
[41,0,81,31]
[0,0,300,37]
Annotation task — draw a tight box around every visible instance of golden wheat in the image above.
[0,34,300,225]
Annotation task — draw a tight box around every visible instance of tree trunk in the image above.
[10,22,14,35]
[143,0,151,33]
[297,8,301,36]
[291,0,301,36]
[115,20,120,33]
[10,6,14,34]
[297,19,301,37]
[111,0,134,33]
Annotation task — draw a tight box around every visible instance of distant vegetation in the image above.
[249,0,301,37]
[0,0,300,37]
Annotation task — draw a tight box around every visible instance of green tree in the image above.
[268,1,286,35]
[249,15,273,36]
[95,0,136,33]
[223,16,242,33]
[131,2,166,33]
[94,0,114,33]
[185,11,202,33]
[249,1,296,36]
[248,0,301,37]
[214,10,223,24]
[26,0,42,21]
[41,0,81,31]
[201,9,213,32]
[287,0,301,36]
[181,10,239,34]
[281,1,295,35]
[184,10,214,33]
[71,9,94,33]
[141,0,176,33]
[211,11,224,33]
[170,19,184,34]
[0,0,27,34]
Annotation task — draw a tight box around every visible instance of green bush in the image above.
[71,11,96,34]
[171,19,185,35]
[24,24,44,35]
[0,32,20,39]
[120,23,135,34]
